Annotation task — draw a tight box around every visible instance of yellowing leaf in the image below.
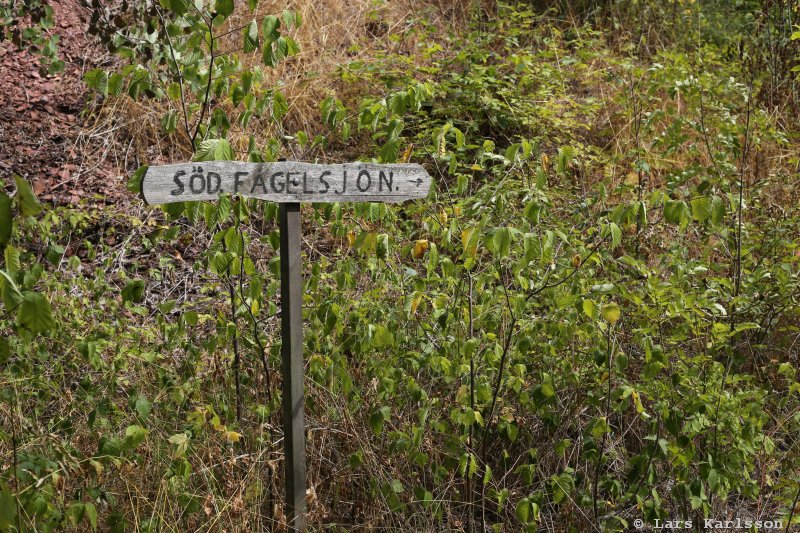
[225,431,242,443]
[410,292,423,315]
[401,144,414,163]
[461,228,478,258]
[413,239,429,259]
[601,302,621,325]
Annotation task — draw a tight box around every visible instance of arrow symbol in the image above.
[408,178,423,187]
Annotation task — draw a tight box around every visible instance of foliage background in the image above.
[1,0,799,531]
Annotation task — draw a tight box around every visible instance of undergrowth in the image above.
[1,0,799,531]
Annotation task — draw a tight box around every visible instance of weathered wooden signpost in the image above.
[141,161,431,531]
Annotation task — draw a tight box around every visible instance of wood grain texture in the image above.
[141,162,432,205]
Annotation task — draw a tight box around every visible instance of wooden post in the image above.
[140,161,431,532]
[279,202,307,531]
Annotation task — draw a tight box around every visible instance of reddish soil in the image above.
[0,0,125,205]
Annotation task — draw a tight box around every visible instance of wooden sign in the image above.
[141,158,431,532]
[141,161,431,205]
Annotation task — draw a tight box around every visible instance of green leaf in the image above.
[541,373,555,397]
[214,0,234,17]
[493,227,511,259]
[243,20,258,53]
[4,245,20,274]
[691,196,711,222]
[169,432,190,458]
[0,191,11,249]
[160,0,189,15]
[0,339,10,365]
[134,396,152,421]
[123,425,147,450]
[371,324,394,348]
[161,109,178,133]
[0,270,23,311]
[282,9,297,29]
[127,165,148,194]
[261,15,280,41]
[17,291,54,333]
[85,502,98,531]
[122,280,145,303]
[108,73,125,96]
[516,497,531,524]
[710,195,725,225]
[664,199,689,227]
[0,485,16,532]
[14,175,42,217]
[582,299,598,320]
[369,406,390,436]
[84,68,108,96]
[194,138,233,161]
[605,222,621,248]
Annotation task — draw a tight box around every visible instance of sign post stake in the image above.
[141,162,431,532]
[279,202,307,532]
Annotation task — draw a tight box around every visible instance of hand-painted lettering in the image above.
[302,172,314,193]
[378,170,393,192]
[251,172,268,194]
[270,172,285,193]
[336,170,348,194]
[233,171,248,193]
[189,167,205,194]
[357,169,372,192]
[206,172,221,194]
[171,170,186,195]
[318,170,331,193]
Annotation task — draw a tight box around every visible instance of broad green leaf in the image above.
[4,245,20,274]
[0,192,11,249]
[215,0,234,17]
[0,339,9,364]
[17,291,54,332]
[168,432,190,458]
[0,270,23,310]
[194,138,233,161]
[14,175,42,216]
[108,73,125,96]
[582,299,598,320]
[127,165,148,194]
[493,227,511,259]
[134,396,152,420]
[161,109,178,133]
[0,485,16,532]
[243,20,259,53]
[371,324,394,348]
[160,0,189,15]
[541,373,555,397]
[85,502,98,531]
[84,68,108,96]
[262,15,280,41]
[122,280,146,303]
[516,497,531,524]
[124,425,147,449]
[710,195,725,225]
[664,199,689,227]
[691,196,711,222]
